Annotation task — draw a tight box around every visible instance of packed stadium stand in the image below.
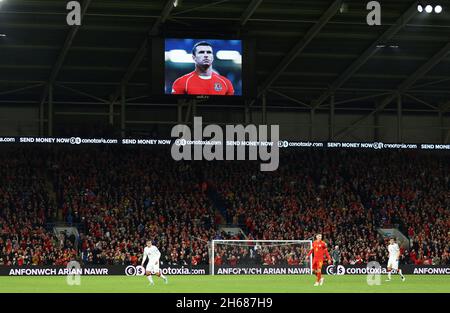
[1,146,448,267]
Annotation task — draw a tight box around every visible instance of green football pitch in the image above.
[0,275,449,293]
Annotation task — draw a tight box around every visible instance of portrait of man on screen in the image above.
[171,41,235,96]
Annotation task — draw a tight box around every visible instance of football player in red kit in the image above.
[306,234,332,286]
[171,41,235,96]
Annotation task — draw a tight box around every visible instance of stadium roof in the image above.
[1,0,449,112]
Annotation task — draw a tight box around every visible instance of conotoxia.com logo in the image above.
[70,137,118,145]
[70,137,82,144]
[326,265,387,275]
[326,265,346,275]
[124,266,206,276]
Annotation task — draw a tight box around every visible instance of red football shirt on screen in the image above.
[171,71,235,95]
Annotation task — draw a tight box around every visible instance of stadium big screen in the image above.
[165,39,243,96]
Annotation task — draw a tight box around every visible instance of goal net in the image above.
[210,240,312,275]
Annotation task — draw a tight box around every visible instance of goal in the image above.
[211,240,313,275]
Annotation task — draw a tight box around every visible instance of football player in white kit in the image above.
[141,240,168,285]
[386,238,405,282]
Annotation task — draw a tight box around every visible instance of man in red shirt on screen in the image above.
[171,41,235,95]
[305,233,332,287]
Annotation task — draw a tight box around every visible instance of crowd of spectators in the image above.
[206,150,449,266]
[50,147,215,266]
[0,148,76,266]
[1,146,449,267]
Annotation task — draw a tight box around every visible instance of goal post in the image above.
[211,240,313,276]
